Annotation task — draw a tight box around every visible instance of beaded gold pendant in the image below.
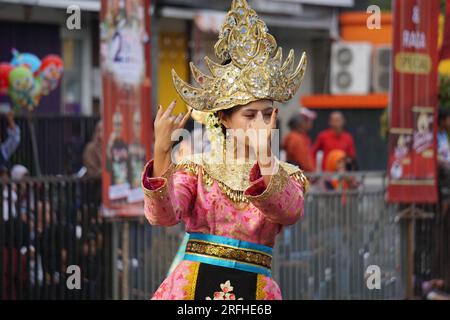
[176,153,309,204]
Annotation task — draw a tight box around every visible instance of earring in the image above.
[205,113,225,162]
[225,128,231,141]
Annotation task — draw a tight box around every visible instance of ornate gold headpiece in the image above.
[172,0,307,119]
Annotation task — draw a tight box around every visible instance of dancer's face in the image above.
[219,99,274,131]
[219,99,275,149]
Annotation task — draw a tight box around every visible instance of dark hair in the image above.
[288,114,303,130]
[439,108,450,123]
[219,107,235,118]
[216,107,238,137]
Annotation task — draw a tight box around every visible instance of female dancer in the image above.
[142,0,308,300]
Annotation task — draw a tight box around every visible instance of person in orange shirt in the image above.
[322,149,359,205]
[283,108,317,172]
[313,112,357,171]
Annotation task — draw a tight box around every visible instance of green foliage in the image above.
[368,0,392,11]
[440,75,450,110]
[364,0,445,13]
[379,108,389,140]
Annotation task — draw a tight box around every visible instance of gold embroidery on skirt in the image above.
[256,274,267,300]
[183,262,200,300]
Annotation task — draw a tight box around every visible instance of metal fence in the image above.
[1,173,449,300]
[109,220,183,300]
[108,172,407,300]
[411,201,450,297]
[0,115,99,176]
[108,190,404,300]
[275,189,403,299]
[0,176,109,300]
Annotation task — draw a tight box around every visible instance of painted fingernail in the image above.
[275,108,279,113]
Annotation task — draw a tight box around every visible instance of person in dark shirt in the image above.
[0,111,21,169]
[83,121,103,178]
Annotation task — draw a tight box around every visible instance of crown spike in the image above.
[270,47,283,68]
[284,52,307,99]
[281,49,295,74]
[204,56,228,77]
[171,0,307,119]
[171,69,206,107]
[289,52,307,80]
[232,0,250,9]
[291,52,308,77]
[189,62,214,88]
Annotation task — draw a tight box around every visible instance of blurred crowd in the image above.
[283,109,360,193]
[80,109,363,194]
[75,105,450,200]
[0,110,21,180]
[438,108,450,208]
[79,105,450,196]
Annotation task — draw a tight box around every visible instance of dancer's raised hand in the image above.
[154,100,192,154]
[153,100,191,177]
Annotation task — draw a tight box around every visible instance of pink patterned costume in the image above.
[142,155,307,300]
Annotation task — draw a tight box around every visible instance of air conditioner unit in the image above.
[372,45,392,93]
[330,41,373,95]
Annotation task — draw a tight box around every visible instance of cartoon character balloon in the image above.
[38,55,63,95]
[10,49,41,74]
[3,50,63,111]
[0,63,13,96]
[28,77,42,110]
[8,66,36,110]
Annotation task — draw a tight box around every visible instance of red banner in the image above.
[441,0,450,60]
[388,0,440,203]
[100,0,152,216]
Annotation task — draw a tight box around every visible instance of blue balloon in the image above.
[10,49,41,74]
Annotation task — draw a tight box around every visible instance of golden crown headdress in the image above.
[172,0,307,121]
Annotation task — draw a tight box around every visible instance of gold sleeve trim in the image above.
[290,171,309,193]
[280,162,309,193]
[141,162,175,199]
[244,163,290,202]
[142,179,169,200]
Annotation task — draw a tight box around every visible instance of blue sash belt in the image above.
[183,233,273,277]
